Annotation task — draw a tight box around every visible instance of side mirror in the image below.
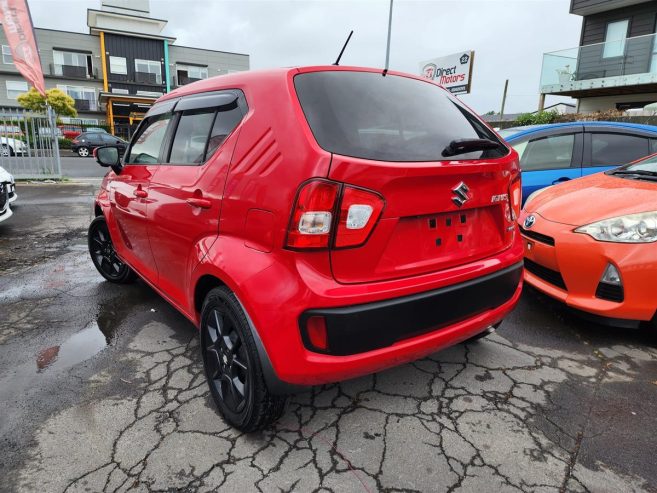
[96,146,123,174]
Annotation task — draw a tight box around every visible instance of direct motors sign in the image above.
[420,51,474,95]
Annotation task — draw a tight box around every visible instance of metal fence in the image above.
[0,107,61,180]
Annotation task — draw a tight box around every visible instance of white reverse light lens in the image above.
[600,264,622,285]
[575,211,657,243]
[346,204,374,230]
[298,211,332,235]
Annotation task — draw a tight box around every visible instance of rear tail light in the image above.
[286,179,385,250]
[335,186,385,248]
[509,175,522,221]
[72,139,79,144]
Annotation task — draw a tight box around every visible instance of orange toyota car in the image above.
[518,153,657,329]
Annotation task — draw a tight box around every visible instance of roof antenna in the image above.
[333,30,353,66]
[382,0,394,76]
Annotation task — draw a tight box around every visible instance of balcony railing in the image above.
[73,99,98,112]
[50,64,97,79]
[135,71,161,85]
[174,75,202,87]
[540,33,657,94]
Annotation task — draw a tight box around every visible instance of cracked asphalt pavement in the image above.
[1,183,657,492]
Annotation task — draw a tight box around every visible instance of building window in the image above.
[111,88,129,94]
[603,20,629,58]
[136,90,163,97]
[109,56,127,75]
[134,59,162,84]
[2,45,12,65]
[53,50,91,77]
[57,84,98,112]
[6,80,27,99]
[176,64,208,85]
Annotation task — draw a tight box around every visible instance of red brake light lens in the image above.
[286,179,339,249]
[509,175,522,221]
[334,186,385,248]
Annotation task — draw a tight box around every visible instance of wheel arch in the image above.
[192,269,305,396]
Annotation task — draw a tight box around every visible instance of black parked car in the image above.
[71,132,128,157]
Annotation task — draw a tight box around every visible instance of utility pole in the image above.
[499,79,509,121]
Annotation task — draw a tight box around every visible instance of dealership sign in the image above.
[420,51,475,95]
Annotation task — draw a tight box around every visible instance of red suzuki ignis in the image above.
[89,66,524,431]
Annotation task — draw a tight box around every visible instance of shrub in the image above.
[58,138,72,149]
[515,110,558,126]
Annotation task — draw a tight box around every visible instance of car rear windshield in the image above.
[294,71,507,162]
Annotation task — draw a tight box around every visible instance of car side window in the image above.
[589,133,650,167]
[519,134,575,171]
[167,109,216,165]
[205,104,243,158]
[126,113,173,165]
[100,133,117,143]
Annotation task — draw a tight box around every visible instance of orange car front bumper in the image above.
[519,212,657,324]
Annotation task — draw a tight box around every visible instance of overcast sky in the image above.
[28,0,582,114]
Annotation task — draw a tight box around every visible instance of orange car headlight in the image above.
[575,211,657,243]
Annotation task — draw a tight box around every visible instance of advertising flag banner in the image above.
[0,0,45,95]
[420,51,475,95]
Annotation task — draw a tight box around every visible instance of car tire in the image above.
[464,321,502,343]
[1,145,14,157]
[88,216,137,283]
[77,146,90,157]
[201,286,287,432]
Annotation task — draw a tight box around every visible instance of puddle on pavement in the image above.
[36,320,114,373]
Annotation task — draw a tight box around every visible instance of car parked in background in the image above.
[89,66,524,431]
[72,132,127,157]
[519,153,657,329]
[499,122,657,201]
[0,136,27,157]
[0,125,24,138]
[0,166,16,224]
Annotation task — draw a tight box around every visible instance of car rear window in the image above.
[294,71,506,162]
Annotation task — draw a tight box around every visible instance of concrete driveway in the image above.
[1,183,656,492]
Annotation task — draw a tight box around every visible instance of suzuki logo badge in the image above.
[452,182,470,208]
[524,215,536,229]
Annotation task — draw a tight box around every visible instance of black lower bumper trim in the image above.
[300,262,523,356]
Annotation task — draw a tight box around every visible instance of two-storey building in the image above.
[0,0,249,137]
[540,0,657,112]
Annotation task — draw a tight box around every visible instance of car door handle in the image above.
[133,189,148,198]
[552,177,570,185]
[186,197,212,209]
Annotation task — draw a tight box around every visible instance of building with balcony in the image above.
[0,0,249,137]
[540,0,657,112]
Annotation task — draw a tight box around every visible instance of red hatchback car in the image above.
[89,66,524,431]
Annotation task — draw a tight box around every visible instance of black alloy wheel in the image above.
[203,307,250,414]
[88,216,136,283]
[201,287,286,432]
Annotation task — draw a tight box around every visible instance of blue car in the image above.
[498,122,657,202]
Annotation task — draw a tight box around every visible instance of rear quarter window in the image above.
[294,71,506,162]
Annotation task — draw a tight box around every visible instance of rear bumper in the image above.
[300,263,522,356]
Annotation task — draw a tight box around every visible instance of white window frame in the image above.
[111,88,129,94]
[2,45,12,65]
[53,50,89,76]
[136,90,163,97]
[6,80,27,99]
[57,84,98,111]
[603,19,629,58]
[176,64,208,80]
[134,59,162,84]
[109,56,127,75]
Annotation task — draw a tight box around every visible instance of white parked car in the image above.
[0,137,27,157]
[0,166,16,223]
